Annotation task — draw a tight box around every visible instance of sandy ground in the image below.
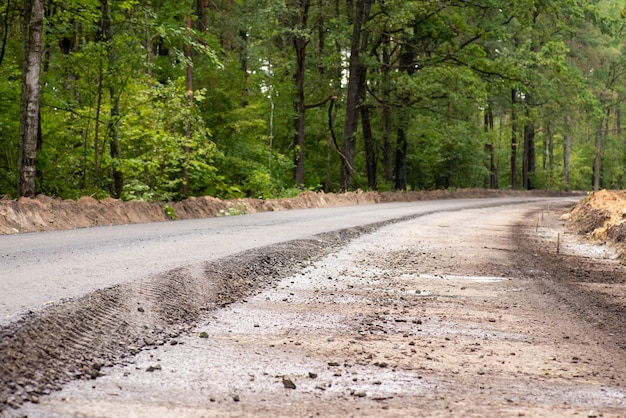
[13,200,626,417]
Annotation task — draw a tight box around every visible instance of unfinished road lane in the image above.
[13,197,626,417]
[0,197,575,325]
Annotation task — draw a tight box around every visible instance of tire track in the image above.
[0,225,379,413]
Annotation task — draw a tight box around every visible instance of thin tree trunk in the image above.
[18,0,43,197]
[94,55,104,187]
[593,119,603,191]
[382,31,392,185]
[183,12,193,196]
[357,39,375,189]
[291,0,310,188]
[361,104,376,189]
[394,119,408,191]
[484,103,496,189]
[510,88,518,190]
[523,120,535,190]
[101,0,123,197]
[563,134,571,188]
[340,0,372,190]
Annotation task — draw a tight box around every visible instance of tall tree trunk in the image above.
[340,0,372,190]
[358,35,375,189]
[394,27,418,191]
[94,55,104,187]
[18,0,43,197]
[484,103,496,189]
[381,30,393,185]
[394,118,408,191]
[510,88,518,190]
[563,134,571,189]
[291,0,310,188]
[183,12,193,196]
[101,0,123,198]
[522,119,535,190]
[593,119,603,191]
[361,104,376,189]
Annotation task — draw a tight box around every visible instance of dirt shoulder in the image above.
[0,189,578,235]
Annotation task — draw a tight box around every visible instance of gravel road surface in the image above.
[6,196,626,417]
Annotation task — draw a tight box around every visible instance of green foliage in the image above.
[3,0,626,200]
[118,77,223,201]
[163,204,177,220]
[217,202,247,217]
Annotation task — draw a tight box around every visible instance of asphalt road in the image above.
[0,197,579,325]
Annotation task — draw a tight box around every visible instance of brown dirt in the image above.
[0,189,575,235]
[10,198,626,417]
[565,190,626,252]
[4,189,626,416]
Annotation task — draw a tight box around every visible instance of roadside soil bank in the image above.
[0,189,578,235]
[9,199,626,417]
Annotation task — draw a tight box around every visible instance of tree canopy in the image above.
[1,0,625,201]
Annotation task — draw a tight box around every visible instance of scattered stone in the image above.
[137,307,145,313]
[309,372,318,379]
[282,377,297,389]
[232,394,240,402]
[146,365,162,372]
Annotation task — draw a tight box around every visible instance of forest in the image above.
[1,0,626,201]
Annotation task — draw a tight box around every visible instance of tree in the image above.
[340,0,373,190]
[18,0,43,197]
[290,0,311,188]
[100,0,123,198]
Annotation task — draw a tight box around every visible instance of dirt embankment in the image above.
[0,189,578,235]
[564,189,626,256]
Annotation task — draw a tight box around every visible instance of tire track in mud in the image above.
[0,223,402,413]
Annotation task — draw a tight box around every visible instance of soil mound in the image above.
[565,190,626,252]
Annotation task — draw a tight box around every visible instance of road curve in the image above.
[0,197,580,325]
